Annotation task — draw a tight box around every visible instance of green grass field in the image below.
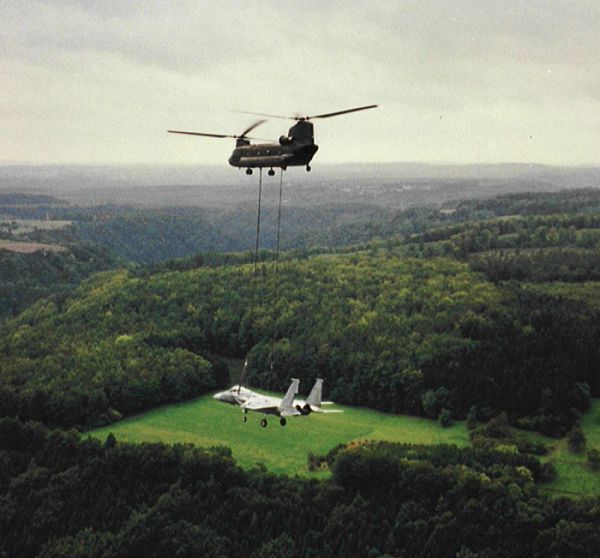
[89,393,600,493]
[538,399,600,498]
[89,393,468,477]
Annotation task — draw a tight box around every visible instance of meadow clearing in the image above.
[90,394,600,494]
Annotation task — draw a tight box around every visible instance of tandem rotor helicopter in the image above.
[167,104,378,175]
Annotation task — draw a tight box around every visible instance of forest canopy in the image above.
[1,420,599,558]
[0,250,595,433]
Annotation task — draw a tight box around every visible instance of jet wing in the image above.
[241,398,279,413]
[280,408,302,417]
[241,399,303,416]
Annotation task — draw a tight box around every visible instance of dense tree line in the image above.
[409,213,600,257]
[0,269,230,428]
[404,211,600,284]
[0,243,121,320]
[469,247,600,283]
[449,188,600,220]
[0,252,596,433]
[3,191,600,429]
[245,258,597,435]
[1,418,599,558]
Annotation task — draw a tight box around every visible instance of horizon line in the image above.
[2,160,600,169]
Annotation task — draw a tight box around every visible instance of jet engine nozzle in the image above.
[296,404,312,416]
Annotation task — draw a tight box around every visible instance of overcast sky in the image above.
[3,1,600,166]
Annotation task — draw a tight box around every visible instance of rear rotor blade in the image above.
[234,105,378,121]
[308,104,378,119]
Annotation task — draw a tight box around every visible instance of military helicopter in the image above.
[167,104,377,175]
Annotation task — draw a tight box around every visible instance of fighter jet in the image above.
[212,378,342,427]
[213,378,300,427]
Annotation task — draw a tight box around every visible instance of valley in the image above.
[3,179,600,556]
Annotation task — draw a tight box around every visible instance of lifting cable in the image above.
[253,168,263,287]
[269,169,284,377]
[241,168,285,392]
[239,167,263,392]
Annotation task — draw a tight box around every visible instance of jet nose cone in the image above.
[213,392,223,400]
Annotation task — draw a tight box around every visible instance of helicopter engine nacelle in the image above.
[279,135,292,145]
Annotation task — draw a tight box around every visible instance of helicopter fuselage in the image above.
[228,141,318,169]
[228,120,318,170]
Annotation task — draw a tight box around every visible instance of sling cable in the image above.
[239,168,285,392]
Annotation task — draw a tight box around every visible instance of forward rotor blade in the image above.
[309,104,378,119]
[167,130,232,138]
[167,130,275,142]
[240,119,267,137]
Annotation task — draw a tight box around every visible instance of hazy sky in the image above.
[3,1,600,166]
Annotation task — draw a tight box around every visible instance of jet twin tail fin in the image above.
[281,378,300,408]
[306,378,323,408]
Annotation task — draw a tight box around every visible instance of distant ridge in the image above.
[2,161,600,185]
[1,163,600,209]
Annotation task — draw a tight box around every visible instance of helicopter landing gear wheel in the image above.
[279,417,287,426]
[246,168,253,175]
[268,168,275,177]
[260,418,268,428]
[306,165,311,172]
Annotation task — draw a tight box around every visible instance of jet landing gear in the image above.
[258,417,286,427]
[242,409,248,423]
[257,417,286,427]
[268,168,275,177]
[306,165,311,172]
[245,168,253,175]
